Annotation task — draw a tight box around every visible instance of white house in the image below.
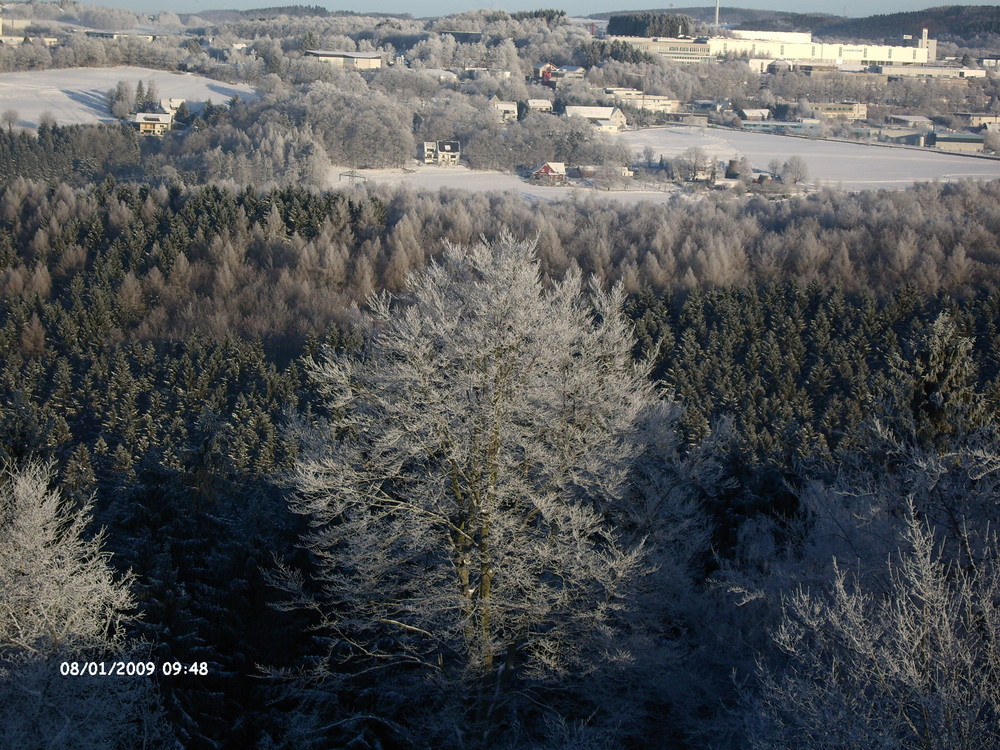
[491,99,519,122]
[526,99,554,113]
[421,140,461,165]
[563,106,627,132]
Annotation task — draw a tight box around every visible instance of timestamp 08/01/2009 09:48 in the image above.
[59,661,210,677]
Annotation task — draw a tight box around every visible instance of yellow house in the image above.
[133,113,173,136]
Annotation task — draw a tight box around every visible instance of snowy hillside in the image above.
[0,66,256,128]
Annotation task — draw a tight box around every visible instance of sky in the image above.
[84,0,1000,20]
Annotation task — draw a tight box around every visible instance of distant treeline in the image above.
[808,5,1000,40]
[607,12,692,38]
[242,4,332,17]
[3,179,1000,356]
[578,39,657,66]
[599,4,1000,41]
[510,8,566,24]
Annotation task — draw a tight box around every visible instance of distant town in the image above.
[1,4,998,193]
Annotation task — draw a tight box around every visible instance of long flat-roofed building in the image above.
[612,28,935,67]
[304,50,383,69]
[875,65,985,79]
[604,88,681,113]
[954,112,1000,127]
[809,101,868,120]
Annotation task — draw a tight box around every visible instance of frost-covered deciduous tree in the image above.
[780,156,809,185]
[0,461,134,656]
[0,462,168,750]
[742,509,1000,750]
[287,235,673,746]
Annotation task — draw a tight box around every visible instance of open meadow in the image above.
[0,66,256,128]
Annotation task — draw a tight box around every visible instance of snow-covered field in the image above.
[620,126,1000,190]
[335,165,678,205]
[0,67,256,128]
[344,127,1000,203]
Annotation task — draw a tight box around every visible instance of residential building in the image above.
[525,99,554,113]
[421,141,461,165]
[738,108,771,121]
[133,112,173,136]
[533,62,558,80]
[531,162,566,184]
[304,50,383,70]
[159,98,186,114]
[490,98,519,122]
[563,106,627,132]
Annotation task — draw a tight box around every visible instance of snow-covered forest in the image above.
[3,176,1000,748]
[3,3,1000,748]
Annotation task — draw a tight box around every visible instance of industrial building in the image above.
[304,50,383,70]
[612,28,936,67]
